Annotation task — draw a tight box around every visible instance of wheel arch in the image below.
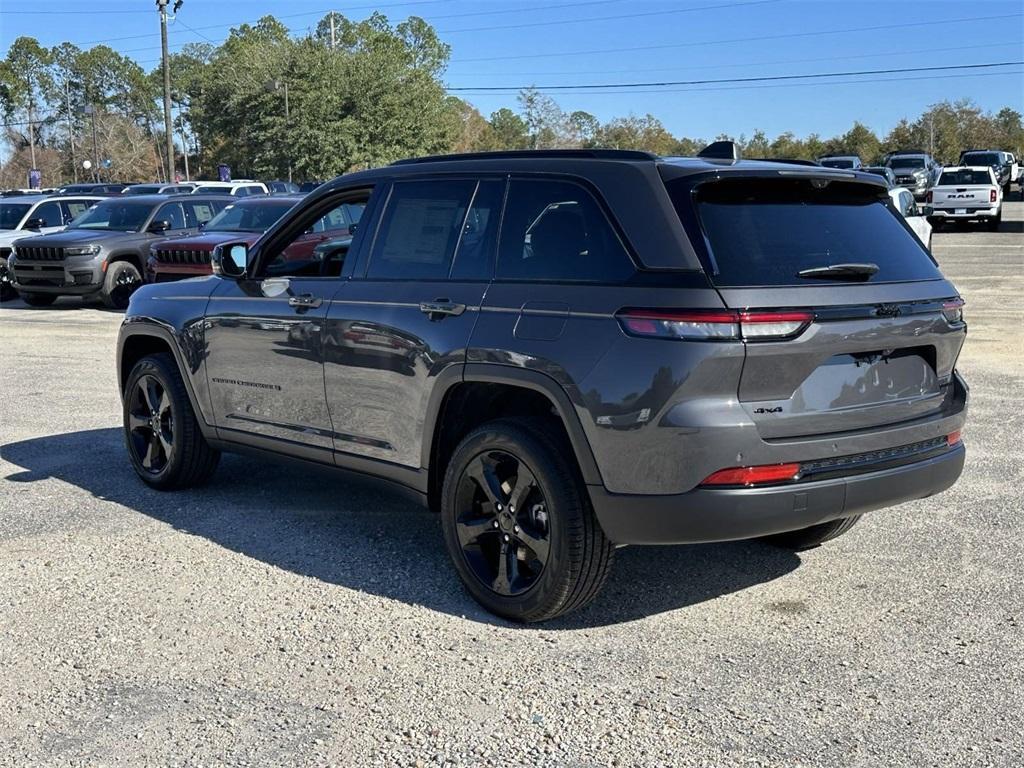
[118,322,215,439]
[105,250,145,274]
[423,364,603,513]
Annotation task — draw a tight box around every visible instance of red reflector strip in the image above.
[947,430,962,446]
[700,463,802,487]
[739,311,814,324]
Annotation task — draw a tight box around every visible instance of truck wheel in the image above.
[102,260,143,310]
[124,353,220,490]
[440,418,614,623]
[0,260,15,301]
[985,211,1002,231]
[761,515,862,550]
[19,292,57,307]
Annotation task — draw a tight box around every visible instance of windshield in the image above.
[961,152,999,166]
[939,170,992,186]
[203,200,293,232]
[890,158,925,170]
[0,203,32,230]
[667,177,941,287]
[820,159,854,169]
[123,185,162,195]
[68,199,154,231]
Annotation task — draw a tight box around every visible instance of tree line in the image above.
[2,11,1022,187]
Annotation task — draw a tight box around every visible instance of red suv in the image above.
[147,196,362,282]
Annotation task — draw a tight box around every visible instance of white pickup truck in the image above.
[926,166,1003,230]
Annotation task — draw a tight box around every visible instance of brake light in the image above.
[700,463,802,487]
[947,430,962,446]
[616,309,813,341]
[941,298,964,324]
[990,189,997,203]
[925,190,933,204]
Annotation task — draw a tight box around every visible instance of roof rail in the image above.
[749,157,821,167]
[390,149,659,165]
[697,140,741,162]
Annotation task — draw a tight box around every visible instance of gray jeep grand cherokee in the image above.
[117,146,968,622]
[10,194,229,308]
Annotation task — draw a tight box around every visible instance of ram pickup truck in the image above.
[926,167,1002,230]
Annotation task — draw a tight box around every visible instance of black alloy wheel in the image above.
[455,449,551,596]
[126,373,174,475]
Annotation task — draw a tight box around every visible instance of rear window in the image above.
[820,158,854,169]
[667,177,942,286]
[939,170,992,186]
[961,152,999,166]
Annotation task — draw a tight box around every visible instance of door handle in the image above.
[419,299,466,318]
[288,294,322,309]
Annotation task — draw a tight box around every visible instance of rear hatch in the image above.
[931,169,997,210]
[664,172,966,441]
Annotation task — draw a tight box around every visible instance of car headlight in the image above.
[64,244,102,257]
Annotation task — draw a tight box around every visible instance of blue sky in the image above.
[2,0,1022,141]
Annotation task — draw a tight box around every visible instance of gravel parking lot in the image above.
[1,203,1022,767]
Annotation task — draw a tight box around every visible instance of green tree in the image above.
[489,108,529,149]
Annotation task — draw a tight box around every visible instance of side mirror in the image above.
[148,219,172,233]
[212,242,249,279]
[23,217,47,230]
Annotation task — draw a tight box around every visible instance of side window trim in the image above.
[448,176,507,282]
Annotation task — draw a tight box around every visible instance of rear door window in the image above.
[667,177,942,286]
[61,200,95,222]
[184,200,220,227]
[939,170,992,186]
[367,179,476,280]
[496,178,634,283]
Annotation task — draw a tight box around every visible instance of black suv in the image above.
[117,147,968,622]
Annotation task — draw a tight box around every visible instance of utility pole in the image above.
[27,90,37,170]
[157,0,180,183]
[174,98,190,181]
[330,13,336,49]
[84,104,99,182]
[65,80,78,182]
[283,81,291,184]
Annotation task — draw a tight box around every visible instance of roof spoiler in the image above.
[697,140,741,163]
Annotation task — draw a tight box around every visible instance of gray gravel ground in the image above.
[1,202,1022,767]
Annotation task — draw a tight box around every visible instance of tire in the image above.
[985,210,1002,232]
[123,353,220,490]
[761,515,862,551]
[102,260,143,310]
[440,418,614,622]
[19,292,57,307]
[0,259,15,302]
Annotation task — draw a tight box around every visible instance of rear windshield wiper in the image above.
[797,262,879,281]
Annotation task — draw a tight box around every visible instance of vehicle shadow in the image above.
[2,428,801,628]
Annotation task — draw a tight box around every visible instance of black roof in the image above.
[392,149,659,165]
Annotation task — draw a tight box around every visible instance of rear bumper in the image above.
[929,206,999,220]
[590,443,965,545]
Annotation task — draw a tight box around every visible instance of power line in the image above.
[451,68,1023,97]
[452,12,1024,63]
[437,0,781,35]
[446,61,1024,92]
[62,0,620,48]
[445,41,1024,79]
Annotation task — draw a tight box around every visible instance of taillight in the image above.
[941,298,964,324]
[926,190,933,204]
[990,189,997,203]
[616,309,813,341]
[700,463,802,487]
